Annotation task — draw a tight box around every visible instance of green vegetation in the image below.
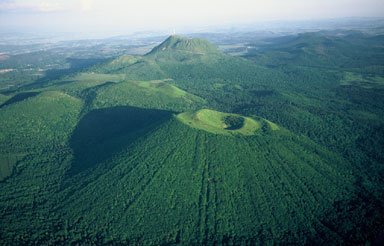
[341,72,384,88]
[135,80,186,98]
[177,109,263,135]
[56,116,353,245]
[0,33,383,245]
[0,91,82,182]
[41,72,126,96]
[0,153,23,181]
[222,115,244,129]
[89,79,206,112]
[147,35,221,57]
[0,93,10,105]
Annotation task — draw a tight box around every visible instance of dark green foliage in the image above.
[0,91,40,108]
[246,31,384,75]
[68,106,173,176]
[88,80,206,112]
[0,33,384,245]
[0,154,23,181]
[222,115,244,130]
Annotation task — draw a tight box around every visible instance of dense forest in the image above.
[0,32,383,245]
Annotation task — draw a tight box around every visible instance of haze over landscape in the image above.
[1,0,383,33]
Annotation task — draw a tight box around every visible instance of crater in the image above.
[176,109,273,136]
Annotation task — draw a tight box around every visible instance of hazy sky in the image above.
[0,0,383,33]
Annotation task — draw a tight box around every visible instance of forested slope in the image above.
[0,34,383,245]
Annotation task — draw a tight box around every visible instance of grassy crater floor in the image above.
[176,109,271,135]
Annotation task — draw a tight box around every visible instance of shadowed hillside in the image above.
[68,106,174,176]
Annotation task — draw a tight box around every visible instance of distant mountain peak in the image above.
[146,35,221,56]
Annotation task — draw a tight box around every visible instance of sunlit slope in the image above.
[40,72,126,97]
[57,111,353,245]
[40,70,206,113]
[0,91,82,180]
[0,91,82,151]
[147,35,222,58]
[82,79,206,112]
[177,109,272,135]
[88,56,167,81]
[0,93,10,105]
[78,35,289,102]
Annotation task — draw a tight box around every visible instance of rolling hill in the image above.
[246,31,384,73]
[147,35,222,57]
